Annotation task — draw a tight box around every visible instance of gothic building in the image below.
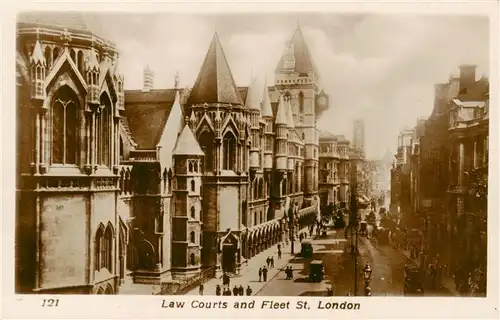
[15,15,330,294]
[16,16,127,294]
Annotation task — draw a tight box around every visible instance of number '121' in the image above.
[41,299,59,307]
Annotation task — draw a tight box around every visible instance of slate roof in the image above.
[173,125,204,156]
[319,131,338,141]
[187,33,243,106]
[124,86,281,149]
[123,89,178,149]
[275,25,316,74]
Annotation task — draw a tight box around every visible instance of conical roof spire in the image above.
[275,25,316,74]
[260,81,273,118]
[187,32,243,106]
[245,77,261,111]
[30,40,45,66]
[275,95,288,125]
[173,125,204,156]
[286,98,295,129]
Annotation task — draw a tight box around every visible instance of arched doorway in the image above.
[221,233,238,273]
[137,240,155,270]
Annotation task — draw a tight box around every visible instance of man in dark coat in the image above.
[238,285,244,296]
[246,285,253,296]
[216,284,221,296]
[258,267,262,282]
[262,266,268,281]
[233,285,239,296]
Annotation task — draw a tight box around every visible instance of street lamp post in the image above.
[363,263,373,296]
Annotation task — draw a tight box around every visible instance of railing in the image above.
[129,150,158,162]
[156,266,216,295]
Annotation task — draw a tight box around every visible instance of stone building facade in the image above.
[15,16,328,293]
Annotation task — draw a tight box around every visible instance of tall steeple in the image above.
[245,77,261,111]
[187,32,243,106]
[275,25,316,74]
[260,80,274,118]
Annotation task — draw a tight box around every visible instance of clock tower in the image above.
[275,24,330,203]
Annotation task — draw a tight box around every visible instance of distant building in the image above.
[142,65,154,92]
[352,119,365,155]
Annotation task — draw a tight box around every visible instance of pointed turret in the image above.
[261,81,274,118]
[113,56,125,110]
[30,39,46,102]
[173,125,204,156]
[187,33,243,106]
[286,98,295,129]
[275,94,289,172]
[275,95,288,125]
[158,90,185,168]
[245,77,261,111]
[30,40,46,66]
[86,48,100,105]
[275,25,316,74]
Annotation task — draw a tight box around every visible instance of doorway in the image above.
[222,245,236,273]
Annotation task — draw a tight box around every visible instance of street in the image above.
[257,224,455,297]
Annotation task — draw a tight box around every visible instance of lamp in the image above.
[363,263,372,281]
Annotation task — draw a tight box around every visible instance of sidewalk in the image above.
[390,242,460,296]
[186,228,309,296]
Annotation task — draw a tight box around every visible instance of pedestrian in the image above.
[262,266,268,282]
[238,284,244,296]
[258,267,262,282]
[285,266,290,280]
[278,249,282,260]
[299,233,303,242]
[270,257,274,268]
[277,243,281,251]
[199,283,204,296]
[216,284,221,296]
[289,266,293,280]
[233,285,239,296]
[266,257,270,267]
[246,285,253,296]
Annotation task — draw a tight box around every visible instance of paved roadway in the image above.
[257,224,453,297]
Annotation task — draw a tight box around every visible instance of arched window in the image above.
[70,49,76,64]
[44,46,51,70]
[282,179,287,196]
[77,50,84,76]
[254,212,257,225]
[259,179,264,199]
[253,180,258,199]
[52,86,78,164]
[299,92,304,114]
[198,130,214,172]
[191,180,195,192]
[200,209,203,221]
[222,132,237,171]
[96,94,112,166]
[52,47,60,66]
[95,224,113,272]
[194,161,198,173]
[190,253,196,266]
[188,161,193,172]
[190,231,196,243]
[190,206,196,219]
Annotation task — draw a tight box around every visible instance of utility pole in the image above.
[350,183,359,296]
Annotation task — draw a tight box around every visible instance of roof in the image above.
[335,135,350,143]
[30,40,45,65]
[286,98,295,128]
[260,81,274,117]
[187,33,243,106]
[275,25,316,74]
[319,130,337,141]
[245,77,261,111]
[172,125,204,156]
[17,12,105,38]
[124,89,178,149]
[275,95,288,125]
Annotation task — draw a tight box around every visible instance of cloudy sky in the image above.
[85,12,489,159]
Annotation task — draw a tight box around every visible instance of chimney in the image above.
[459,64,477,93]
[142,65,154,92]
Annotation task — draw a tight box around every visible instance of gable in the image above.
[45,49,87,93]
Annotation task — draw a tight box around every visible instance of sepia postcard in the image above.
[2,1,499,319]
